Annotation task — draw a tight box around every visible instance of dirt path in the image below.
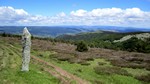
[8,43,89,84]
[31,56,89,84]
[7,45,89,84]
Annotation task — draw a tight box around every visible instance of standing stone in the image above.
[21,27,31,71]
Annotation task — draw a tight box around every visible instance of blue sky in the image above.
[0,0,150,28]
[1,0,150,16]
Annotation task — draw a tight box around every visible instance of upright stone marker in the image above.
[21,27,31,71]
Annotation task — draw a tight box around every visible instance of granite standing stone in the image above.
[21,27,31,71]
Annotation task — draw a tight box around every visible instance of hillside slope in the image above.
[56,31,150,53]
[56,31,150,42]
[114,33,150,42]
[56,31,124,41]
[0,38,60,84]
[0,36,150,84]
[0,36,91,84]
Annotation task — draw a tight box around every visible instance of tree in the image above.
[122,37,137,51]
[76,41,88,52]
[2,32,6,37]
[121,37,147,52]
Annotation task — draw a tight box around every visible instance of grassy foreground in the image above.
[0,36,150,84]
[34,51,147,84]
[0,37,59,84]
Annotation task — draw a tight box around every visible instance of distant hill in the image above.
[56,30,150,42]
[0,26,91,37]
[114,33,150,42]
[56,31,150,53]
[0,26,150,37]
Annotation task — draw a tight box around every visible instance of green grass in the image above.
[33,50,143,84]
[88,59,112,67]
[0,64,59,84]
[0,40,59,84]
[1,36,149,84]
[52,60,141,84]
[109,75,141,84]
[123,68,150,77]
[35,50,57,58]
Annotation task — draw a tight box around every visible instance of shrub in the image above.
[57,56,70,61]
[146,65,150,70]
[69,58,82,64]
[93,80,103,84]
[78,60,90,66]
[38,54,44,57]
[76,41,88,52]
[84,57,94,61]
[98,62,106,65]
[94,66,131,76]
[135,74,150,82]
[76,69,82,72]
[2,32,6,37]
[111,59,145,69]
[9,52,13,55]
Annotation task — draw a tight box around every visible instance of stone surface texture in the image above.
[21,27,31,71]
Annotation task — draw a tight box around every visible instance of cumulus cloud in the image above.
[0,6,150,28]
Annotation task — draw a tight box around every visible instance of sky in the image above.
[0,0,150,28]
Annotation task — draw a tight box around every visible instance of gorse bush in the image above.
[76,41,88,52]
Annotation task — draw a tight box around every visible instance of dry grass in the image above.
[2,37,150,70]
[32,39,150,70]
[1,36,150,84]
[135,74,150,82]
[94,66,131,76]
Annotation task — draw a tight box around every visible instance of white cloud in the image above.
[0,6,29,25]
[57,12,66,17]
[0,6,150,28]
[71,9,87,16]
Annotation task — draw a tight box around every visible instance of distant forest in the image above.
[56,31,150,53]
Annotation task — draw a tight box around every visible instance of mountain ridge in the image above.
[0,26,150,38]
